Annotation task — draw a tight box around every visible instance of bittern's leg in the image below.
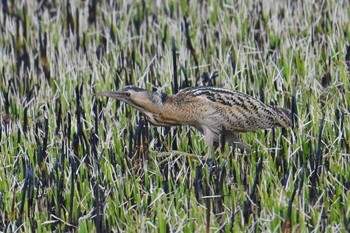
[202,127,217,161]
[203,145,216,162]
[226,133,251,153]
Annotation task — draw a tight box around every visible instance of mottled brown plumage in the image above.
[96,86,292,153]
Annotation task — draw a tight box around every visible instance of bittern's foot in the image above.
[201,153,212,162]
[200,152,217,167]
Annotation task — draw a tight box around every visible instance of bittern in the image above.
[96,86,292,157]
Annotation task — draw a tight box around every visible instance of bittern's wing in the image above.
[181,86,292,132]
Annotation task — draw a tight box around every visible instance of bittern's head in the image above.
[95,86,167,113]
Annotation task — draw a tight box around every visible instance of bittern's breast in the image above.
[143,111,183,127]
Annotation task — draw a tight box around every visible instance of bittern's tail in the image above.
[272,106,293,128]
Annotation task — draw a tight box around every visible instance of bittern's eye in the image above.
[126,92,131,97]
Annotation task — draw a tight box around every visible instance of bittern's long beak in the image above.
[95,91,129,100]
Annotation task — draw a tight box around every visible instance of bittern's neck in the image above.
[141,91,168,113]
[142,94,191,127]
